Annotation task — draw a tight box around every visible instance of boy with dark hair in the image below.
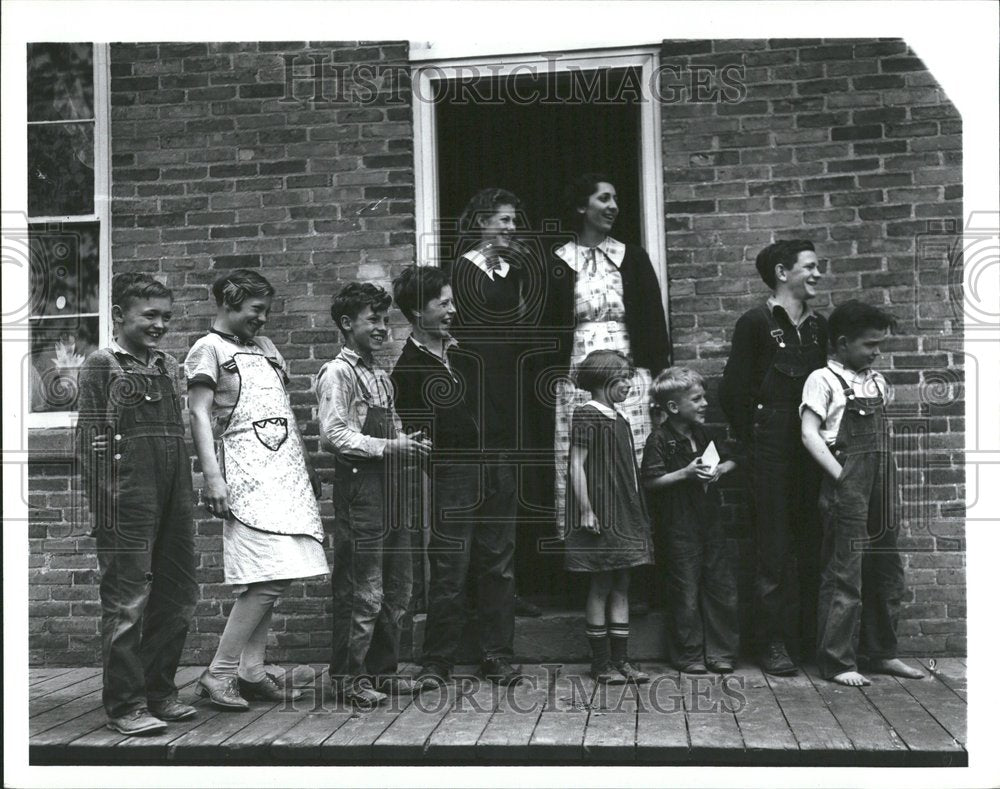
[390,265,522,687]
[719,239,827,676]
[642,368,739,675]
[801,300,924,686]
[76,273,198,735]
[317,281,431,708]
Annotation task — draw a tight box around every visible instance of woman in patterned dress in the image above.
[546,173,671,539]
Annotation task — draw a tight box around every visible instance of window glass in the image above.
[27,43,95,122]
[28,123,95,216]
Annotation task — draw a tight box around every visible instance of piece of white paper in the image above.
[700,440,720,492]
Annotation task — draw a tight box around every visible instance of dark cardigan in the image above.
[544,242,672,375]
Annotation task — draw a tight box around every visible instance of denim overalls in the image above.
[329,360,414,687]
[816,370,904,679]
[750,305,825,652]
[95,354,197,718]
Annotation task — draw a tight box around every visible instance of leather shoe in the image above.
[761,642,797,676]
[417,663,451,689]
[614,660,650,684]
[590,662,627,685]
[706,660,735,674]
[376,675,436,695]
[238,672,303,702]
[148,696,197,721]
[196,670,250,711]
[481,657,523,686]
[680,662,708,674]
[339,677,387,710]
[106,708,167,736]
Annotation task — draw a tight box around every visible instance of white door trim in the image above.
[411,47,668,310]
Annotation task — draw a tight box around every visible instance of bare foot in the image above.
[832,670,871,686]
[869,658,924,679]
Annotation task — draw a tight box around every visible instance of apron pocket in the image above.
[252,416,288,451]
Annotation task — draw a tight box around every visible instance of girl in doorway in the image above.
[545,173,671,611]
[564,349,654,683]
[185,269,329,710]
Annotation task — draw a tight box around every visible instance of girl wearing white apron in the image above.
[185,270,328,710]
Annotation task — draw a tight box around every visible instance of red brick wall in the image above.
[28,38,965,664]
[659,38,965,656]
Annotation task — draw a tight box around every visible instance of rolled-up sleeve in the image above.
[799,369,832,422]
[316,360,388,459]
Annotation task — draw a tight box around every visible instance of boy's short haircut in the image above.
[211,269,276,308]
[330,282,392,335]
[573,349,633,392]
[111,273,172,312]
[392,264,450,322]
[828,300,895,347]
[754,240,816,289]
[650,366,705,410]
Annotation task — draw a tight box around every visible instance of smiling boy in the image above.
[76,273,198,735]
[317,282,432,708]
[719,240,828,676]
[642,368,738,674]
[800,300,924,686]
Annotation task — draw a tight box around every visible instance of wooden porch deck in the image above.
[28,658,966,766]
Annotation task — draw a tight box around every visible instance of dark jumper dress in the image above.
[564,403,654,573]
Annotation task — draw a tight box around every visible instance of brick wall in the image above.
[28,38,965,664]
[659,38,965,656]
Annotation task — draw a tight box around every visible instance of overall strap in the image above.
[760,304,786,348]
[828,368,854,398]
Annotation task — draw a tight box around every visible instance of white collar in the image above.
[827,357,874,381]
[584,399,618,420]
[554,237,626,272]
[463,248,510,280]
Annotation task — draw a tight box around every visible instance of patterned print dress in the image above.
[553,238,654,538]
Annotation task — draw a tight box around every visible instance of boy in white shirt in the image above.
[800,300,924,686]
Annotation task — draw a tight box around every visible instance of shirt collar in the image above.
[584,400,618,420]
[338,345,376,370]
[463,249,510,280]
[209,326,261,347]
[766,296,815,327]
[554,236,626,272]
[827,357,875,380]
[110,338,165,369]
[409,334,457,361]
[661,417,702,447]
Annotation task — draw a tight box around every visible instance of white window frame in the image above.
[411,46,668,311]
[27,43,111,430]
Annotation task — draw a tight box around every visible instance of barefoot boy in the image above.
[800,300,923,686]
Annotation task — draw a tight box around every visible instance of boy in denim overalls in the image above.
[719,240,827,676]
[800,300,924,686]
[317,282,431,708]
[76,273,198,735]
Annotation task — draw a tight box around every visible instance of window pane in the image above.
[28,122,95,216]
[28,316,100,413]
[27,43,94,122]
[29,222,100,317]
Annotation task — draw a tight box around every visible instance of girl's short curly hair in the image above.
[573,349,633,393]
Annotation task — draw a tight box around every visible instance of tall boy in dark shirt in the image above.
[719,240,827,676]
[390,265,521,686]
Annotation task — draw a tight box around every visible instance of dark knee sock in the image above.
[609,622,629,663]
[586,624,609,668]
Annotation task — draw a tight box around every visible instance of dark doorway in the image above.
[435,66,643,242]
[433,67,645,602]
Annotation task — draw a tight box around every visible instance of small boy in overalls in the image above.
[800,300,924,686]
[76,273,198,735]
[317,282,432,708]
[719,240,827,676]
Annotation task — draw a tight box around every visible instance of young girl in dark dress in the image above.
[565,350,654,684]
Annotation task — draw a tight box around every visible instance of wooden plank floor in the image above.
[27,661,967,766]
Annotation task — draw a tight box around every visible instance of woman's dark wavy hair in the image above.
[562,172,614,234]
[211,269,275,308]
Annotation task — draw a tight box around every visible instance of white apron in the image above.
[221,352,324,541]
